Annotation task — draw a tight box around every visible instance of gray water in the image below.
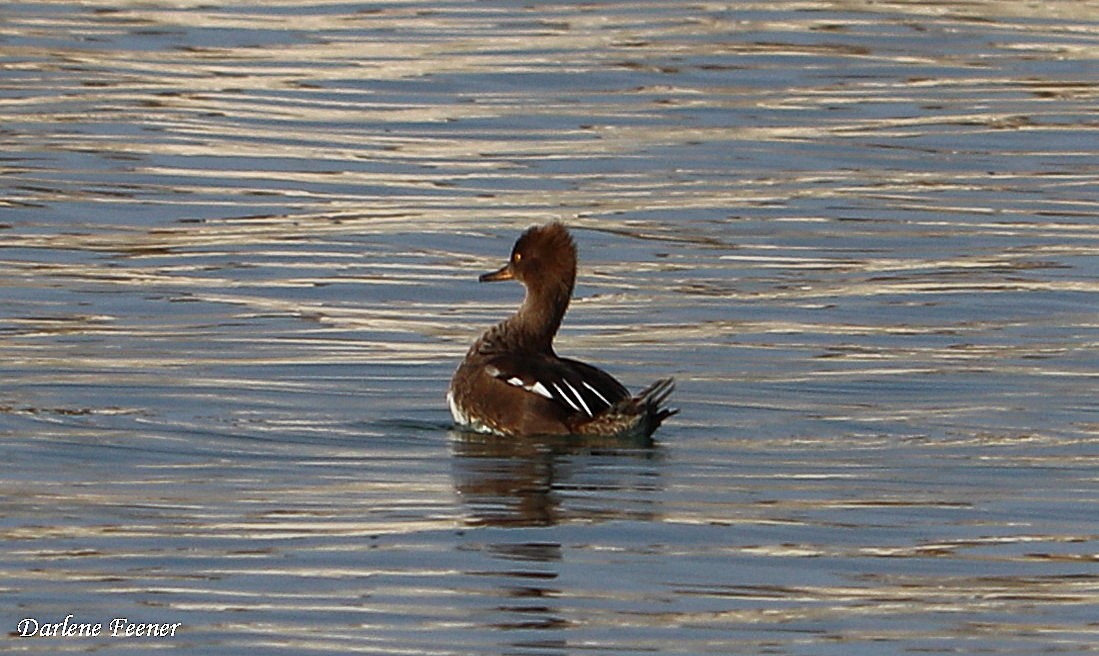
[2,1,1098,654]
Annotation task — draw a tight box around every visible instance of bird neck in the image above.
[507,275,573,353]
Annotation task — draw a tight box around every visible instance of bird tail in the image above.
[631,377,679,429]
[578,377,678,440]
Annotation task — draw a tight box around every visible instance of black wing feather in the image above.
[484,354,629,417]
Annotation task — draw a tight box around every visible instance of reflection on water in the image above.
[452,430,660,527]
[3,0,1098,653]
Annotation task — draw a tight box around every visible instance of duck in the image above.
[447,222,677,439]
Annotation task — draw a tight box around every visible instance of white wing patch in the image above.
[565,381,593,416]
[582,381,611,407]
[504,376,554,400]
[488,362,614,418]
[551,383,581,413]
[554,380,593,416]
[530,380,553,399]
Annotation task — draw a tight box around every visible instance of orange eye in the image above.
[513,252,522,263]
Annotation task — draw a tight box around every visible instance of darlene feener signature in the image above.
[16,615,181,638]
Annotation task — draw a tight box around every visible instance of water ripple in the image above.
[3,1,1098,653]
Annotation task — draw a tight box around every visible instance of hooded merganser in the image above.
[448,222,677,439]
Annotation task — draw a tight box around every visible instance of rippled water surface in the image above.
[3,1,1098,653]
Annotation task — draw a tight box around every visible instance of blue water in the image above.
[2,1,1098,654]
